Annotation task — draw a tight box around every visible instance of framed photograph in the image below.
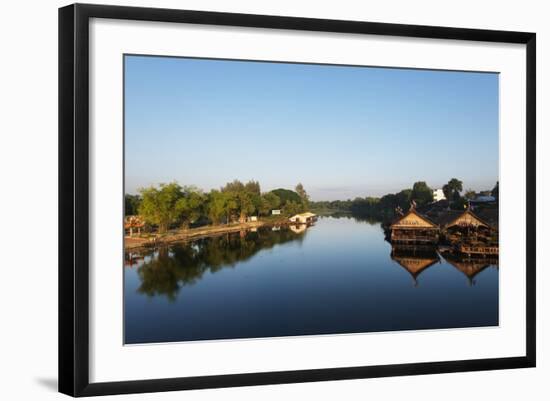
[59,3,536,397]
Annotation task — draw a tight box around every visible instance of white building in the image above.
[433,189,446,202]
[289,212,317,224]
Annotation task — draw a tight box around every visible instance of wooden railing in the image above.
[459,245,499,255]
[391,235,438,243]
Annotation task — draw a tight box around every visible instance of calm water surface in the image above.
[124,216,498,344]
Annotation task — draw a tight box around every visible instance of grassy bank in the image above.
[125,218,290,251]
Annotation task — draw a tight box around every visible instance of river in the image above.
[124,215,499,344]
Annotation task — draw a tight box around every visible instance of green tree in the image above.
[207,190,229,224]
[222,179,245,193]
[443,178,463,201]
[244,180,261,195]
[464,189,477,200]
[124,194,141,216]
[221,180,245,222]
[295,183,310,209]
[221,180,258,222]
[411,181,433,206]
[138,182,186,233]
[259,192,281,216]
[349,197,377,217]
[284,200,304,216]
[223,194,239,223]
[450,196,468,210]
[395,189,412,210]
[270,188,302,206]
[235,191,255,222]
[176,186,205,228]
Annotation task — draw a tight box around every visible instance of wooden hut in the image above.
[389,209,439,245]
[124,215,145,236]
[439,209,493,230]
[436,209,498,254]
[289,212,317,224]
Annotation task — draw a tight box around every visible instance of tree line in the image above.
[125,180,310,233]
[310,179,499,221]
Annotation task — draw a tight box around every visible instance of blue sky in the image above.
[125,55,499,201]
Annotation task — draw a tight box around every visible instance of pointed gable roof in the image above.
[390,209,438,229]
[440,209,493,229]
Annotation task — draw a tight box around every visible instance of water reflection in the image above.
[390,245,499,287]
[124,216,499,343]
[390,246,440,287]
[441,253,498,286]
[127,225,308,300]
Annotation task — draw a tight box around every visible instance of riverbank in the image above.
[125,219,288,251]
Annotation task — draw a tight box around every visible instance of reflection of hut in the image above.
[289,224,307,234]
[289,212,317,224]
[441,253,498,286]
[124,215,145,236]
[124,252,144,267]
[389,209,439,245]
[390,247,439,286]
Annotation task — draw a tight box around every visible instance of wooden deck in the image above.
[458,244,499,256]
[390,230,439,245]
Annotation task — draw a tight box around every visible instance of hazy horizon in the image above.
[125,55,499,201]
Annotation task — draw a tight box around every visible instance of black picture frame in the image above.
[59,3,536,397]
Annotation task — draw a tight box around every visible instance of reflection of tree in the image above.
[133,227,306,300]
[137,248,183,301]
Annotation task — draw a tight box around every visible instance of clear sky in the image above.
[125,55,499,201]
